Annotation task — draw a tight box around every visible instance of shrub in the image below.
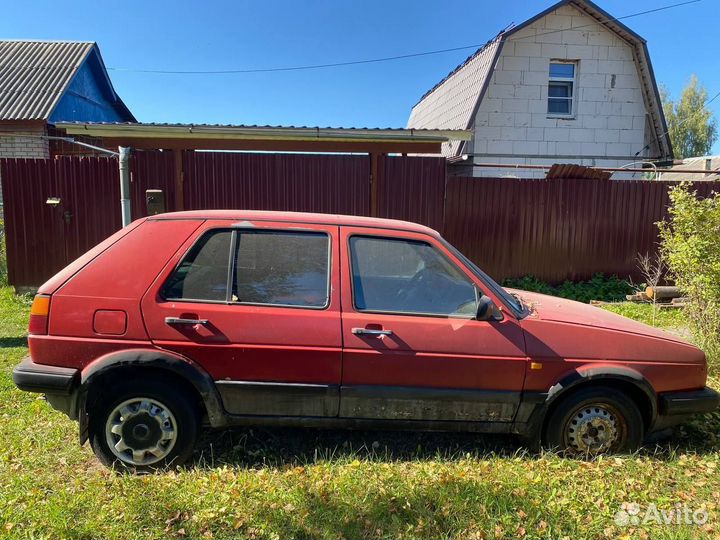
[502,273,633,303]
[659,182,720,365]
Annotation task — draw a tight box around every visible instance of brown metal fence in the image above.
[443,176,720,283]
[183,152,371,215]
[2,151,720,288]
[377,154,446,231]
[1,156,120,287]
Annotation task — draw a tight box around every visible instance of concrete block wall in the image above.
[470,3,655,178]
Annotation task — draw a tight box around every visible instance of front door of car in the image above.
[141,220,341,417]
[339,227,527,423]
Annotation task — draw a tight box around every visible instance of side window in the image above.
[350,236,478,317]
[162,230,232,301]
[233,231,330,308]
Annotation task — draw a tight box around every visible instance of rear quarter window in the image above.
[162,230,232,302]
[161,228,331,308]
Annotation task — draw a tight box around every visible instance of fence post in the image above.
[369,152,380,217]
[174,150,184,211]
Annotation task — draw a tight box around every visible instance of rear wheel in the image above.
[89,379,199,471]
[544,386,643,455]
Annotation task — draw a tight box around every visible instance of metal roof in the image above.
[406,0,673,159]
[545,163,612,180]
[659,155,720,182]
[55,121,471,143]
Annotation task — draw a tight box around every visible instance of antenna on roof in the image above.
[501,22,516,33]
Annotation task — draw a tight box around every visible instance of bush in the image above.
[502,273,633,304]
[659,182,720,365]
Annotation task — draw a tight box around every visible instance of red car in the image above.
[13,211,719,470]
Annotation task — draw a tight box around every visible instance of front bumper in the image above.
[659,387,720,416]
[12,356,79,395]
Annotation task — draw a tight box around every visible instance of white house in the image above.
[406,0,673,177]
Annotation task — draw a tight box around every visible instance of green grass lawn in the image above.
[0,289,718,539]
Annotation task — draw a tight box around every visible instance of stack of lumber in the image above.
[623,286,688,308]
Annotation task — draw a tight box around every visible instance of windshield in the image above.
[441,239,529,319]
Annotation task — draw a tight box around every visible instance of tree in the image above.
[661,75,718,159]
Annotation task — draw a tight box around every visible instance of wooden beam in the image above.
[96,137,442,155]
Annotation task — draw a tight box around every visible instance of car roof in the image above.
[147,210,440,236]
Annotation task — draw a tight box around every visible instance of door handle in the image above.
[352,327,393,336]
[165,317,209,325]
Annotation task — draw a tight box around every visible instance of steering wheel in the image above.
[396,268,429,304]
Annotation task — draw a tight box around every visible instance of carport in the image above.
[54,122,470,223]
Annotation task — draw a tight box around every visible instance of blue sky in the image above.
[2,0,719,152]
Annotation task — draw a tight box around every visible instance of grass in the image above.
[0,288,719,539]
[601,302,690,334]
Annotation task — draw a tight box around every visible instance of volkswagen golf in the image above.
[13,211,719,471]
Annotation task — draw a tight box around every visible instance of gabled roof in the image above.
[406,0,673,159]
[0,39,135,122]
[406,36,503,157]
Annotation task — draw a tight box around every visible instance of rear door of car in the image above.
[141,219,342,417]
[338,226,527,423]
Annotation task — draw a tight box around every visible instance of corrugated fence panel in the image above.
[54,156,121,265]
[131,150,178,218]
[183,152,370,215]
[1,156,120,287]
[5,150,720,289]
[443,177,720,284]
[377,155,446,231]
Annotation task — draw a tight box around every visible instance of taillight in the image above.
[29,294,51,335]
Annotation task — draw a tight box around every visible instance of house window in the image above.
[548,61,576,116]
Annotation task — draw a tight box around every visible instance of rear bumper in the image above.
[12,356,78,395]
[659,387,720,416]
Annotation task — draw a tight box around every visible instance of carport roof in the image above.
[54,121,471,154]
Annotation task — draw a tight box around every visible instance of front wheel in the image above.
[89,379,199,471]
[544,386,644,455]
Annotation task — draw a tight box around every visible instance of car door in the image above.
[339,226,527,423]
[141,219,341,417]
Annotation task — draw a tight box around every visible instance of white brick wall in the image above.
[0,124,49,211]
[0,125,49,159]
[470,3,653,178]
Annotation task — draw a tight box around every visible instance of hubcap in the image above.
[105,397,177,466]
[565,404,620,454]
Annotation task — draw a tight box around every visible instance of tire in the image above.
[89,378,199,472]
[544,386,644,455]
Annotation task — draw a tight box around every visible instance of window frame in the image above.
[160,227,332,311]
[547,60,577,118]
[160,228,235,304]
[347,234,481,320]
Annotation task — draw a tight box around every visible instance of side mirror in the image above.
[476,294,502,321]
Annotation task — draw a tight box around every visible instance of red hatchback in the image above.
[13,211,719,470]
